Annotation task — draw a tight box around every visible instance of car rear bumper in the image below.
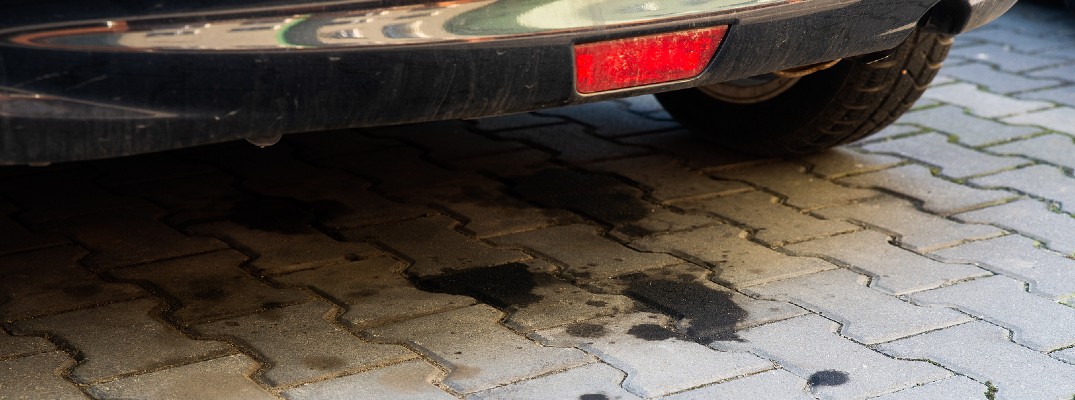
[0,0,1016,164]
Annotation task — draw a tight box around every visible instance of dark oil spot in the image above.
[580,395,610,400]
[586,300,608,307]
[228,196,349,233]
[61,284,101,298]
[412,263,544,310]
[346,288,381,298]
[565,323,607,339]
[193,286,228,300]
[261,301,286,309]
[627,324,678,341]
[623,277,747,343]
[509,169,654,235]
[303,355,347,371]
[807,370,849,387]
[224,321,240,327]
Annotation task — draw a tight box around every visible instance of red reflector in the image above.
[574,26,727,94]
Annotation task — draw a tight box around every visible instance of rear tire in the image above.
[655,30,952,156]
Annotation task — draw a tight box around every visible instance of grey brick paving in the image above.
[1003,106,1075,135]
[921,82,1053,118]
[839,164,1014,215]
[950,42,1072,72]
[1019,86,1075,108]
[930,234,1075,301]
[868,376,986,400]
[0,333,53,358]
[987,133,1075,170]
[0,202,68,255]
[660,369,813,400]
[674,190,860,245]
[713,315,952,400]
[746,269,972,344]
[711,162,879,210]
[939,63,1063,94]
[468,362,640,400]
[897,105,1040,146]
[784,230,989,295]
[816,196,1005,252]
[89,354,275,400]
[492,124,649,163]
[0,352,84,400]
[535,101,681,138]
[878,321,1075,400]
[1028,63,1075,82]
[956,199,1075,255]
[588,154,750,202]
[971,165,1075,212]
[283,360,455,400]
[861,133,1028,178]
[798,148,903,179]
[188,221,381,275]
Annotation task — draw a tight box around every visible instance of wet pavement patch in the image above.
[565,323,607,339]
[579,394,610,400]
[227,196,350,233]
[509,168,653,234]
[410,263,545,311]
[807,370,849,387]
[627,323,679,341]
[622,274,746,343]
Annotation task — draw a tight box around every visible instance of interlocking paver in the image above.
[316,147,480,194]
[619,130,759,171]
[1019,86,1075,109]
[674,190,860,245]
[971,165,1075,212]
[632,224,837,288]
[910,275,1075,352]
[0,202,68,255]
[839,164,1014,215]
[115,173,248,225]
[920,82,1053,118]
[1003,106,1075,135]
[950,42,1071,72]
[536,101,680,138]
[713,314,951,400]
[283,360,455,400]
[367,304,592,394]
[660,369,812,400]
[491,124,649,163]
[345,215,531,277]
[1055,348,1075,365]
[588,154,750,202]
[108,250,309,324]
[784,230,989,295]
[490,224,681,282]
[868,376,986,400]
[252,174,431,230]
[861,133,1028,178]
[468,362,641,400]
[878,321,1075,400]
[194,301,415,387]
[746,269,971,344]
[956,199,1075,255]
[533,312,772,398]
[897,105,1040,146]
[816,196,1004,252]
[1028,63,1075,82]
[938,63,1063,94]
[0,170,150,223]
[273,254,476,329]
[188,221,380,275]
[36,206,228,270]
[959,27,1075,54]
[798,148,903,179]
[470,112,565,132]
[0,246,144,321]
[89,354,275,400]
[931,234,1075,301]
[370,120,525,162]
[12,298,232,383]
[711,162,879,210]
[0,352,84,400]
[0,333,53,359]
[988,133,1075,170]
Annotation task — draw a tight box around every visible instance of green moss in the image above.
[985,381,998,400]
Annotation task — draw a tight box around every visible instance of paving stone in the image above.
[713,314,951,400]
[0,170,151,223]
[0,352,84,400]
[632,224,837,288]
[746,269,971,344]
[711,162,879,210]
[921,83,1053,118]
[816,196,1004,252]
[468,362,641,400]
[285,129,405,161]
[660,369,812,400]
[931,234,1075,301]
[178,143,328,191]
[194,301,414,387]
[588,154,750,202]
[785,230,989,295]
[1055,348,1075,365]
[12,298,232,383]
[383,122,526,161]
[397,179,578,239]
[108,250,309,324]
[950,42,1072,72]
[619,130,761,171]
[536,101,680,137]
[1028,63,1075,82]
[897,105,1041,146]
[89,354,274,400]
[283,360,454,400]
[860,123,924,142]
[910,275,1075,352]
[492,124,649,163]
[533,312,772,398]
[0,246,144,321]
[469,112,566,132]
[878,321,1075,400]
[447,149,554,178]
[861,133,1028,178]
[673,190,860,245]
[621,95,668,114]
[317,147,480,195]
[116,173,249,225]
[868,376,987,400]
[490,224,681,282]
[0,334,53,359]
[956,199,1075,255]
[36,206,227,270]
[971,165,1075,212]
[367,304,592,394]
[840,164,1014,215]
[798,148,904,179]
[1019,86,1075,109]
[89,152,219,187]
[989,134,1075,170]
[0,203,68,255]
[345,215,531,277]
[188,221,379,275]
[252,174,432,230]
[1003,106,1075,135]
[939,64,1063,94]
[273,254,477,329]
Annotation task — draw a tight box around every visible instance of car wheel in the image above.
[655,30,952,156]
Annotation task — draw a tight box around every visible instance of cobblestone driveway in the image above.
[3,2,1075,399]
